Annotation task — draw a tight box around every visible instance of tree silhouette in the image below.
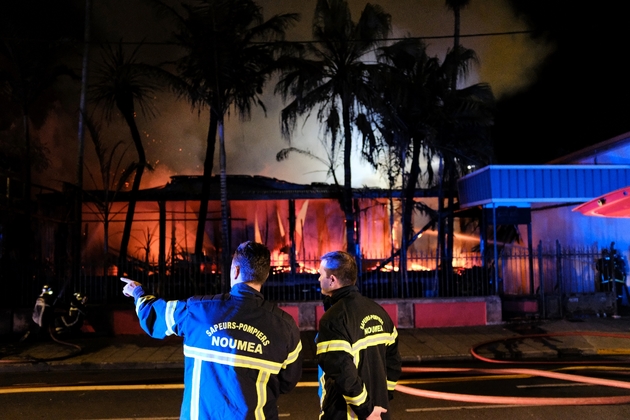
[276,0,391,257]
[89,42,167,272]
[150,0,298,289]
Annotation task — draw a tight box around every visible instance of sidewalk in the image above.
[2,316,630,372]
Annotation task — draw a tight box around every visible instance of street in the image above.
[3,364,630,419]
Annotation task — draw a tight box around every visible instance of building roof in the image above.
[59,175,439,203]
[548,131,630,164]
[457,165,630,208]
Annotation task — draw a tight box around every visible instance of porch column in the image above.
[158,200,166,294]
[288,199,297,275]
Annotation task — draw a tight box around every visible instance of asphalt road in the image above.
[3,365,630,419]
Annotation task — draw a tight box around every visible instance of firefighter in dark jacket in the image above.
[316,251,402,420]
[122,241,303,420]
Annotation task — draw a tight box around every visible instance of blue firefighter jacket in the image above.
[131,282,303,420]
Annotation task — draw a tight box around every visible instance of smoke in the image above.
[32,0,550,191]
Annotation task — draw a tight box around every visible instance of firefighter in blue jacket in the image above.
[121,241,302,420]
[316,251,401,420]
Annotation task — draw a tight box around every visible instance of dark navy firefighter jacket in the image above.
[316,286,401,419]
[131,282,303,420]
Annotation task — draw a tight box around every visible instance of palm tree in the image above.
[89,42,166,272]
[442,0,472,274]
[276,0,391,257]
[432,45,494,287]
[150,0,298,290]
[367,38,493,295]
[445,0,470,54]
[370,38,442,288]
[83,115,134,275]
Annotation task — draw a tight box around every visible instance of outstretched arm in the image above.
[120,277,185,339]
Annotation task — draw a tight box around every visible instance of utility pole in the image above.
[73,0,91,290]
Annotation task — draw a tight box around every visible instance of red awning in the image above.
[573,186,630,218]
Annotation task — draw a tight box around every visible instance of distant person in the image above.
[122,241,302,420]
[316,251,401,420]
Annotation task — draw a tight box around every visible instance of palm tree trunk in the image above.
[118,111,146,271]
[400,135,423,296]
[445,163,455,282]
[218,118,231,292]
[341,92,357,257]
[194,110,218,264]
[436,156,445,291]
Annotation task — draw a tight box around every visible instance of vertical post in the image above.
[73,0,91,293]
[158,200,166,295]
[288,199,297,276]
[527,223,534,294]
[354,198,362,277]
[480,208,486,267]
[538,240,545,318]
[218,120,231,293]
[492,204,499,295]
[556,240,563,318]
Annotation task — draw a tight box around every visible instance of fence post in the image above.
[288,199,297,279]
[556,240,563,318]
[528,224,535,294]
[492,204,499,295]
[538,240,545,318]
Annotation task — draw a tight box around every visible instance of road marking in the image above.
[295,381,319,387]
[1,375,537,395]
[0,381,320,394]
[407,404,533,412]
[82,416,291,420]
[83,418,179,420]
[598,349,630,355]
[0,384,184,394]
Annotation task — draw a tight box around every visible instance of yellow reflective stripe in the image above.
[318,328,396,357]
[190,357,202,420]
[318,368,326,419]
[183,345,282,374]
[165,300,177,336]
[387,380,397,391]
[347,407,359,420]
[316,339,352,355]
[389,326,398,343]
[353,333,393,353]
[343,384,368,406]
[282,340,302,369]
[135,295,154,314]
[254,370,270,420]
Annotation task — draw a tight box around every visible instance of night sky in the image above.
[4,0,630,190]
[492,1,630,164]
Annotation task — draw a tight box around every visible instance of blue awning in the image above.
[457,165,630,208]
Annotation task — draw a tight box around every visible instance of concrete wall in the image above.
[277,296,502,331]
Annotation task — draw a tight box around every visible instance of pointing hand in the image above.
[121,277,141,297]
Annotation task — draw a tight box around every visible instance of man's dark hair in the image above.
[233,241,271,284]
[321,251,357,287]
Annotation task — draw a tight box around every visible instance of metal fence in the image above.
[5,242,619,309]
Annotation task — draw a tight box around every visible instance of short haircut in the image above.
[320,251,357,287]
[233,241,271,284]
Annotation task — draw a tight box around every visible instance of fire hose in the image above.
[0,326,82,364]
[396,331,630,405]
